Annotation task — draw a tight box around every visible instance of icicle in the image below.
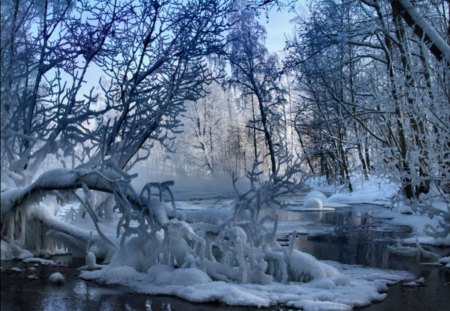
[19,211,26,244]
[288,230,297,257]
[85,232,97,269]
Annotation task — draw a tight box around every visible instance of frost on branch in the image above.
[84,160,342,288]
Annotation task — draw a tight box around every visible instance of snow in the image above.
[402,277,425,287]
[372,209,449,247]
[9,267,23,272]
[304,197,324,209]
[80,262,413,311]
[318,175,449,248]
[288,190,339,211]
[23,257,56,266]
[305,190,328,202]
[402,235,450,247]
[438,256,450,265]
[49,272,65,284]
[327,177,399,205]
[146,264,212,286]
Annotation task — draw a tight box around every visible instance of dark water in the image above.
[1,260,264,311]
[1,203,450,311]
[278,206,450,311]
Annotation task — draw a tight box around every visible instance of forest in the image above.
[1,0,449,310]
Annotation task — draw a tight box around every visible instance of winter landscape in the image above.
[1,0,449,311]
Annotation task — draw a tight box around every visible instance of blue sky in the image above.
[261,7,297,52]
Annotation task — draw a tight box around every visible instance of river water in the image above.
[1,202,449,311]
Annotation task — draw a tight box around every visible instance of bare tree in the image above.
[0,0,243,255]
[225,2,288,181]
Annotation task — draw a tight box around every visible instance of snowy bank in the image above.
[326,176,399,206]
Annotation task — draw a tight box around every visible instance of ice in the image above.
[147,264,212,286]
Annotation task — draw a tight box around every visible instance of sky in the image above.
[261,6,297,53]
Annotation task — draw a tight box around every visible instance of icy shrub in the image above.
[101,164,343,287]
[1,166,344,287]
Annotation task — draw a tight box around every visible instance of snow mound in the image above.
[303,191,326,209]
[49,272,65,284]
[288,191,335,211]
[304,197,323,209]
[305,191,327,202]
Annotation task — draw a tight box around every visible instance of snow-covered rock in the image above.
[304,197,323,209]
[304,190,327,202]
[49,272,65,285]
[300,190,327,209]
